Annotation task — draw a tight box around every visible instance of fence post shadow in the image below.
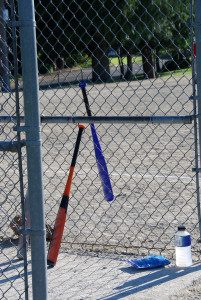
[97,263,201,300]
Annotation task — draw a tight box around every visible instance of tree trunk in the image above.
[118,57,124,79]
[91,33,110,82]
[141,44,155,79]
[125,53,133,80]
[118,47,125,79]
[155,48,161,73]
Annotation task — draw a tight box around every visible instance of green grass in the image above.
[48,55,192,81]
[109,56,142,66]
[49,56,142,71]
[158,68,192,78]
[78,56,142,68]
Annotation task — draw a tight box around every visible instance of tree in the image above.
[164,0,191,69]
[122,0,190,79]
[35,0,191,81]
[130,0,164,79]
[35,0,134,82]
[35,0,111,82]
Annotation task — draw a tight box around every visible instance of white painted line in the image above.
[43,170,193,181]
[112,172,193,181]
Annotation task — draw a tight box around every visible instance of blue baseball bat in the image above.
[79,82,114,202]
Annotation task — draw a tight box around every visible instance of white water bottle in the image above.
[175,225,192,267]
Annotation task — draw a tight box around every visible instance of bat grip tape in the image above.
[81,87,92,117]
[71,126,84,167]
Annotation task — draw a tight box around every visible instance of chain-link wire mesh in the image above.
[35,0,200,255]
[1,0,201,298]
[0,1,30,299]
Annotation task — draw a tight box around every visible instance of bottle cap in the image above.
[178,225,186,231]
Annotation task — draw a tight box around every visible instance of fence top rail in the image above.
[0,115,194,124]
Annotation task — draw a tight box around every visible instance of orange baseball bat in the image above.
[47,125,85,267]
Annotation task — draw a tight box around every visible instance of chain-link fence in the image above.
[1,0,201,299]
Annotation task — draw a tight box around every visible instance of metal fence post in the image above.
[195,1,201,168]
[17,0,48,299]
[0,0,10,92]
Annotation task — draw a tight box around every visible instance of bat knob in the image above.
[79,82,86,88]
[78,124,86,129]
[47,259,55,267]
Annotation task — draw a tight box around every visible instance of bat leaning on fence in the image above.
[79,82,114,202]
[47,124,86,267]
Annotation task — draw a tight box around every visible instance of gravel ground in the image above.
[1,74,201,299]
[170,278,201,299]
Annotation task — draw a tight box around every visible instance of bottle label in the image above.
[175,235,191,247]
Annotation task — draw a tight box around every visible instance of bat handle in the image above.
[79,82,92,117]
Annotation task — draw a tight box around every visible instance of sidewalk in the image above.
[47,251,201,300]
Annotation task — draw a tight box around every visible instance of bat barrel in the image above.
[79,82,114,202]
